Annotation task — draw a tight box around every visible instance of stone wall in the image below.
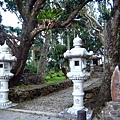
[9,80,73,102]
[9,78,101,104]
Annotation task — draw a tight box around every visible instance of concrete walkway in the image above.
[0,109,64,120]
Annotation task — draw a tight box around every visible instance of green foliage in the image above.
[102,10,110,21]
[37,1,63,21]
[6,26,21,36]
[47,44,67,72]
[37,8,63,20]
[46,70,65,83]
[52,44,67,56]
[97,0,111,22]
[64,0,84,12]
[3,0,17,12]
[26,61,37,73]
[46,76,65,83]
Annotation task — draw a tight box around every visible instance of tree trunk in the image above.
[95,1,120,106]
[37,32,50,83]
[9,40,32,87]
[32,50,36,66]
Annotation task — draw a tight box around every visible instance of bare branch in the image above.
[84,12,104,45]
[4,29,21,41]
[29,24,47,39]
[88,29,95,38]
[29,19,57,38]
[85,12,103,31]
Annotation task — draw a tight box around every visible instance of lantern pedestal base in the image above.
[59,108,93,120]
[0,101,17,109]
[67,106,86,115]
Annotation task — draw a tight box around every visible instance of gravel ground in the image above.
[14,87,73,113]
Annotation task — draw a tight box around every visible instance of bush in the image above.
[26,61,37,73]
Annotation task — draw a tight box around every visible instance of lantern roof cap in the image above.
[0,41,17,61]
[1,41,9,53]
[64,35,93,58]
[73,35,82,46]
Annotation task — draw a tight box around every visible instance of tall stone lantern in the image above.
[64,35,93,115]
[0,42,17,109]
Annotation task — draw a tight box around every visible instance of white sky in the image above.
[0,8,22,28]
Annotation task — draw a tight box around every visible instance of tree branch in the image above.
[16,0,26,21]
[29,0,94,39]
[29,24,47,39]
[31,0,46,19]
[85,12,103,31]
[27,0,36,13]
[84,12,104,45]
[4,29,21,41]
[61,0,92,27]
[6,39,19,57]
[0,28,20,57]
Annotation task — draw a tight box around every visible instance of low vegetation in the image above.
[46,70,66,83]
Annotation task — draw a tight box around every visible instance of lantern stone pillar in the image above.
[64,35,93,115]
[0,42,17,109]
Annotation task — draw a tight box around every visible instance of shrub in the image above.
[26,61,37,73]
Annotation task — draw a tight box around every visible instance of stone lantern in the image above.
[0,41,17,109]
[64,35,93,115]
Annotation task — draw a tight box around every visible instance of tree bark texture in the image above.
[37,32,50,83]
[96,0,120,104]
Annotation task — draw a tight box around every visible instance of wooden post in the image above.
[77,110,86,120]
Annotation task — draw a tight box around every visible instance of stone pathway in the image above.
[13,77,102,114]
[14,86,73,113]
[1,76,102,120]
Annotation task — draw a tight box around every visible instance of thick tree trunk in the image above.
[95,1,120,106]
[9,40,32,87]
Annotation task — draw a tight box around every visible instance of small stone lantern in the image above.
[64,35,93,115]
[0,41,17,109]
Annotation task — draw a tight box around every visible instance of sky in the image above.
[0,7,22,28]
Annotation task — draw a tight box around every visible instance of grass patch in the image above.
[46,70,66,83]
[46,76,65,83]
[15,84,27,89]
[13,70,66,89]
